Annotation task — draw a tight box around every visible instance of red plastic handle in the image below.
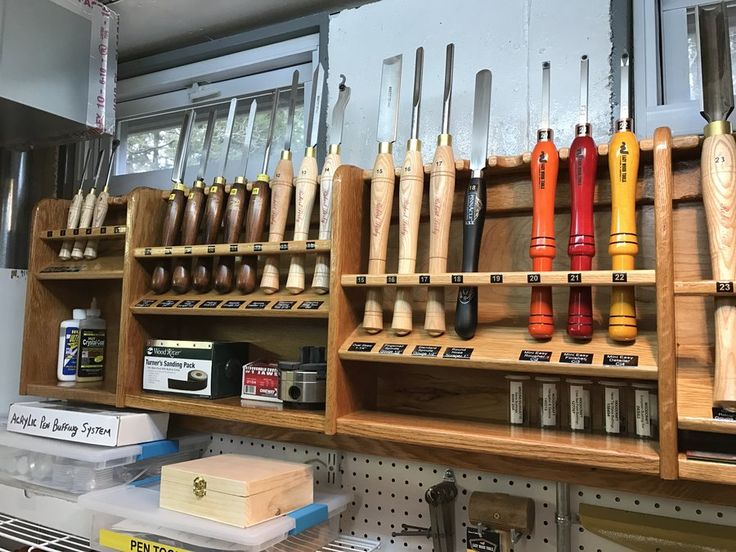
[567,133,597,339]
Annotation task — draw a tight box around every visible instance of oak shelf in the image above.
[678,454,736,485]
[125,393,325,432]
[338,325,658,380]
[131,290,329,318]
[341,269,656,288]
[25,382,117,406]
[41,225,128,241]
[134,239,330,259]
[37,255,124,280]
[336,410,660,475]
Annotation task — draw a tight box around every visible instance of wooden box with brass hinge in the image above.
[160,453,313,527]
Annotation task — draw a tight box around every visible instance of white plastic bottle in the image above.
[57,309,86,382]
[76,298,107,383]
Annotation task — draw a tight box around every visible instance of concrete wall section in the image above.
[327,0,614,169]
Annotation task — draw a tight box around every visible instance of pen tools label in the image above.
[298,300,324,310]
[221,300,245,309]
[176,300,198,309]
[559,352,593,364]
[379,343,406,355]
[135,299,156,307]
[443,347,473,359]
[412,345,441,357]
[246,301,268,309]
[156,300,178,308]
[603,354,638,366]
[272,301,296,310]
[519,350,552,362]
[348,342,375,352]
[198,300,222,309]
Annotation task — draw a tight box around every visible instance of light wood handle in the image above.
[237,178,270,293]
[172,186,206,294]
[192,182,226,292]
[391,147,424,335]
[363,151,396,333]
[311,151,340,293]
[82,191,110,259]
[702,133,736,407]
[286,155,319,294]
[71,190,97,260]
[59,191,83,260]
[424,143,456,336]
[260,157,294,293]
[214,182,249,293]
[608,130,640,342]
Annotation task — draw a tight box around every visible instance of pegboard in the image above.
[209,433,736,551]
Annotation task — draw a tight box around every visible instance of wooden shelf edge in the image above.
[134,239,331,259]
[679,454,736,485]
[342,269,656,288]
[37,270,124,281]
[37,256,125,281]
[679,415,736,435]
[41,225,127,241]
[25,383,117,406]
[125,393,326,432]
[337,411,660,475]
[675,280,736,296]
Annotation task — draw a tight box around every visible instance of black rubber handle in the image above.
[455,175,486,339]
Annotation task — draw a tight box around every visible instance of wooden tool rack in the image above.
[18,128,736,501]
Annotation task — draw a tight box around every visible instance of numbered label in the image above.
[254,244,263,252]
[490,274,504,284]
[229,244,238,253]
[164,247,172,255]
[612,272,628,283]
[386,275,397,284]
[567,272,582,283]
[207,245,216,254]
[717,281,734,293]
[279,242,289,251]
[184,246,192,255]
[356,275,367,284]
[452,274,464,284]
[144,248,152,256]
[527,273,541,284]
[306,241,316,250]
[419,275,431,284]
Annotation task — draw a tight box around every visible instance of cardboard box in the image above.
[160,453,313,528]
[143,340,248,399]
[242,360,281,403]
[6,401,169,447]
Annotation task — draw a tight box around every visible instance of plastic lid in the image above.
[72,309,87,320]
[87,297,101,317]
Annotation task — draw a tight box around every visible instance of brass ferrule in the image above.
[256,173,270,184]
[304,146,317,158]
[378,142,393,154]
[328,143,341,155]
[281,150,292,161]
[705,120,732,137]
[172,182,187,193]
[437,133,452,147]
[406,138,422,152]
[537,128,554,142]
[192,178,206,189]
[575,123,592,137]
[234,175,246,185]
[615,118,633,133]
[213,176,226,185]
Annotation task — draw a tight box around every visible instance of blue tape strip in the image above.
[136,439,179,461]
[287,503,328,535]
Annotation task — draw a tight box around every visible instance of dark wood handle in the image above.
[214,182,248,293]
[192,182,226,292]
[236,179,270,293]
[172,186,206,294]
[151,187,186,294]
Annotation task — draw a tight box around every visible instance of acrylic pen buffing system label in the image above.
[143,340,248,399]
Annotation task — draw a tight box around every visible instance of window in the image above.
[635,0,736,137]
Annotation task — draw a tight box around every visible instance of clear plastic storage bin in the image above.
[79,480,351,552]
[0,424,209,498]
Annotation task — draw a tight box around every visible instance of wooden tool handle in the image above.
[59,191,83,260]
[83,190,110,259]
[363,150,396,333]
[567,134,598,339]
[151,186,187,294]
[455,175,486,340]
[312,150,340,293]
[261,157,294,293]
[286,154,319,294]
[237,178,270,293]
[529,139,559,340]
[214,182,249,293]
[71,190,97,260]
[702,132,736,407]
[392,147,424,335]
[192,182,226,292]
[172,186,205,294]
[424,142,456,337]
[608,129,640,342]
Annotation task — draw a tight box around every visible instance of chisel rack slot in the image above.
[133,239,330,258]
[41,225,127,241]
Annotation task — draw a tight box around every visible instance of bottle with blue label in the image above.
[57,308,86,382]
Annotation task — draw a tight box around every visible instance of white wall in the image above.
[327,0,614,169]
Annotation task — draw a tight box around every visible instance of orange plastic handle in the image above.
[529,138,559,339]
